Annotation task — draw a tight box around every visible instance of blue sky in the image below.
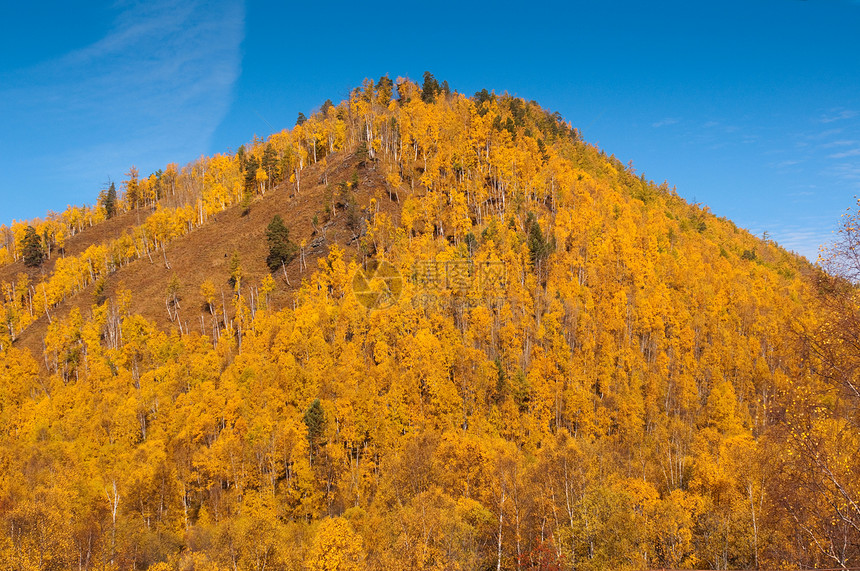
[1,0,859,260]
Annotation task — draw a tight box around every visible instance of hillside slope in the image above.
[0,76,857,571]
[6,150,394,360]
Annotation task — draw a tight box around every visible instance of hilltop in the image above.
[0,75,857,570]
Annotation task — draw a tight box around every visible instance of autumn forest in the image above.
[1,74,859,570]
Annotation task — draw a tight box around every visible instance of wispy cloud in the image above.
[828,148,860,159]
[774,228,834,260]
[699,120,743,135]
[757,218,841,261]
[820,109,858,123]
[827,163,860,182]
[0,0,245,219]
[652,117,679,128]
[821,139,858,148]
[807,128,844,140]
[770,159,802,168]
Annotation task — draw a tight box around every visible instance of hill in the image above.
[0,74,858,570]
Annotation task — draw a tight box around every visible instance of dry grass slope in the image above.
[12,149,401,363]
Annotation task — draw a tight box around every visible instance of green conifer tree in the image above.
[421,71,439,103]
[21,225,44,267]
[102,182,117,219]
[266,215,298,272]
[303,398,326,462]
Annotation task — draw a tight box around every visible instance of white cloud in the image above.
[652,117,679,128]
[828,148,860,159]
[820,109,858,123]
[771,159,801,168]
[0,0,245,218]
[828,163,860,181]
[821,139,858,148]
[808,128,844,140]
[762,221,840,261]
